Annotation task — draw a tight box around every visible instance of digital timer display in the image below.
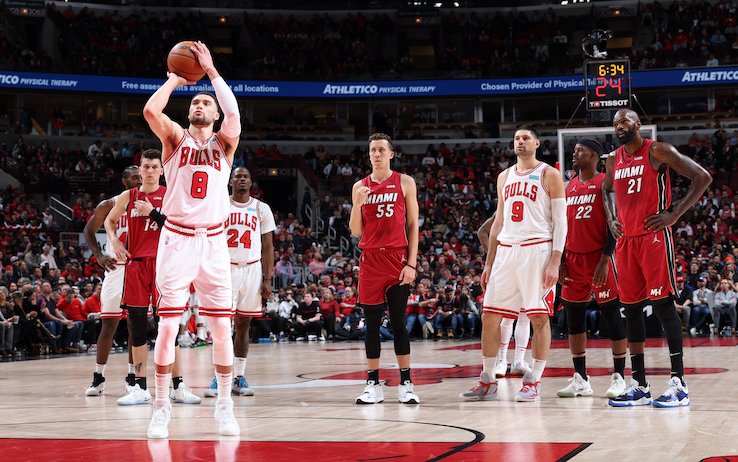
[584,59,631,110]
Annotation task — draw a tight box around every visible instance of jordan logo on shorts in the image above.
[652,234,660,244]
[165,237,169,245]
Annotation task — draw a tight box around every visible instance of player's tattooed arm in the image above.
[646,142,712,233]
[601,155,623,239]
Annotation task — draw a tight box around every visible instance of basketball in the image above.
[167,41,206,81]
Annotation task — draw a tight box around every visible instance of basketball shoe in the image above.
[214,401,240,436]
[147,402,171,439]
[606,373,627,398]
[232,376,255,396]
[356,380,384,404]
[204,377,219,397]
[460,371,498,400]
[514,371,541,402]
[190,338,208,348]
[170,383,202,404]
[510,360,531,376]
[125,373,136,393]
[85,373,105,396]
[495,360,508,378]
[117,383,152,405]
[398,381,419,404]
[556,372,593,397]
[652,377,689,407]
[608,378,652,406]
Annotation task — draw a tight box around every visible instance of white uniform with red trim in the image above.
[100,192,129,319]
[156,130,233,317]
[483,162,555,318]
[227,197,276,317]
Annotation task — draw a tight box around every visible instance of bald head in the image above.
[613,108,642,145]
[614,108,640,123]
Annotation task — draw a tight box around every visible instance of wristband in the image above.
[149,209,166,227]
[264,278,272,281]
[405,264,416,270]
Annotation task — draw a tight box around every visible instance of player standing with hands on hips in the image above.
[349,133,420,405]
[143,41,242,438]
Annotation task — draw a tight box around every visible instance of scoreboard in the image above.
[584,59,631,111]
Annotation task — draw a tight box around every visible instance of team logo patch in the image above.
[165,237,169,245]
[529,175,540,180]
[247,207,256,212]
[542,288,555,313]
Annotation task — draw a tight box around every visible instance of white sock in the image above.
[498,319,513,363]
[216,371,233,405]
[482,357,496,381]
[514,318,531,363]
[155,372,171,403]
[95,363,106,375]
[531,359,547,381]
[197,326,207,341]
[234,357,247,377]
[128,363,135,374]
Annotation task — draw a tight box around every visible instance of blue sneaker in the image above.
[232,376,255,396]
[608,378,652,407]
[203,377,218,397]
[653,377,689,407]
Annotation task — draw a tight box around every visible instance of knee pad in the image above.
[128,308,149,347]
[210,317,234,366]
[154,316,179,366]
[364,306,383,359]
[563,301,588,335]
[623,302,646,343]
[598,299,627,341]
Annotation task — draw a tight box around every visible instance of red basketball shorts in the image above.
[121,257,157,309]
[615,229,676,304]
[358,248,406,306]
[561,250,619,304]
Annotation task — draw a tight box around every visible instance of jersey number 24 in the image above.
[227,229,252,248]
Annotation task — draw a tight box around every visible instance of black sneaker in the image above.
[190,338,208,348]
[85,372,106,396]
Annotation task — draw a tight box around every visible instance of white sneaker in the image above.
[398,382,419,404]
[653,377,690,407]
[495,360,508,378]
[170,383,202,404]
[178,335,193,347]
[606,373,627,398]
[460,371,498,400]
[514,371,541,402]
[307,334,317,341]
[85,373,105,396]
[557,373,593,397]
[117,384,152,406]
[510,360,531,376]
[689,327,697,336]
[214,402,240,436]
[356,380,384,404]
[147,402,171,439]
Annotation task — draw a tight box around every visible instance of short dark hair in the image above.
[122,165,139,178]
[515,124,539,139]
[368,132,394,151]
[141,149,162,165]
[193,91,219,112]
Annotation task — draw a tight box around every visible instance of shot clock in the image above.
[584,59,631,111]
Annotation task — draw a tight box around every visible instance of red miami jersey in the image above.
[126,186,166,258]
[613,138,671,237]
[162,130,232,228]
[359,171,407,250]
[565,173,608,254]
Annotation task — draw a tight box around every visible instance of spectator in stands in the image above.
[56,287,87,349]
[319,288,340,341]
[294,291,323,340]
[275,255,299,288]
[674,276,693,333]
[714,279,737,336]
[691,277,713,335]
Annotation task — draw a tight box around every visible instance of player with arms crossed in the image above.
[84,166,140,396]
[349,133,420,405]
[461,124,566,402]
[604,109,711,407]
[203,166,275,398]
[556,139,628,399]
[143,41,241,437]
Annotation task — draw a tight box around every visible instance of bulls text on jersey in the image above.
[178,146,222,171]
[613,164,644,180]
[226,212,258,231]
[566,194,597,206]
[364,192,398,205]
[504,181,538,202]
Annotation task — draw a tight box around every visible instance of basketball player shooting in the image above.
[142,41,242,438]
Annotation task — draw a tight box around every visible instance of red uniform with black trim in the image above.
[561,173,618,304]
[121,186,165,309]
[613,137,676,304]
[358,171,408,306]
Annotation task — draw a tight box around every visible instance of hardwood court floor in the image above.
[1,336,737,462]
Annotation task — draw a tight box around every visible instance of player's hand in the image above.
[354,186,372,207]
[134,197,155,216]
[592,258,609,287]
[481,265,492,292]
[96,254,117,272]
[644,210,677,233]
[608,218,624,239]
[398,265,415,286]
[189,41,215,76]
[260,280,272,299]
[558,263,571,287]
[543,261,559,289]
[167,71,196,87]
[111,239,131,263]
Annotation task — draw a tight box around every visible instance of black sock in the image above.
[613,353,626,378]
[572,354,587,378]
[400,368,411,384]
[172,376,184,390]
[630,353,646,385]
[126,373,135,386]
[667,336,684,379]
[367,369,379,384]
[135,376,147,390]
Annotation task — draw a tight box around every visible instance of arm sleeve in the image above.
[603,228,616,257]
[551,197,567,253]
[211,76,241,139]
[149,209,167,228]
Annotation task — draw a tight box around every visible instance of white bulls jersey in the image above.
[225,197,276,264]
[162,130,232,228]
[106,192,129,259]
[497,162,552,245]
